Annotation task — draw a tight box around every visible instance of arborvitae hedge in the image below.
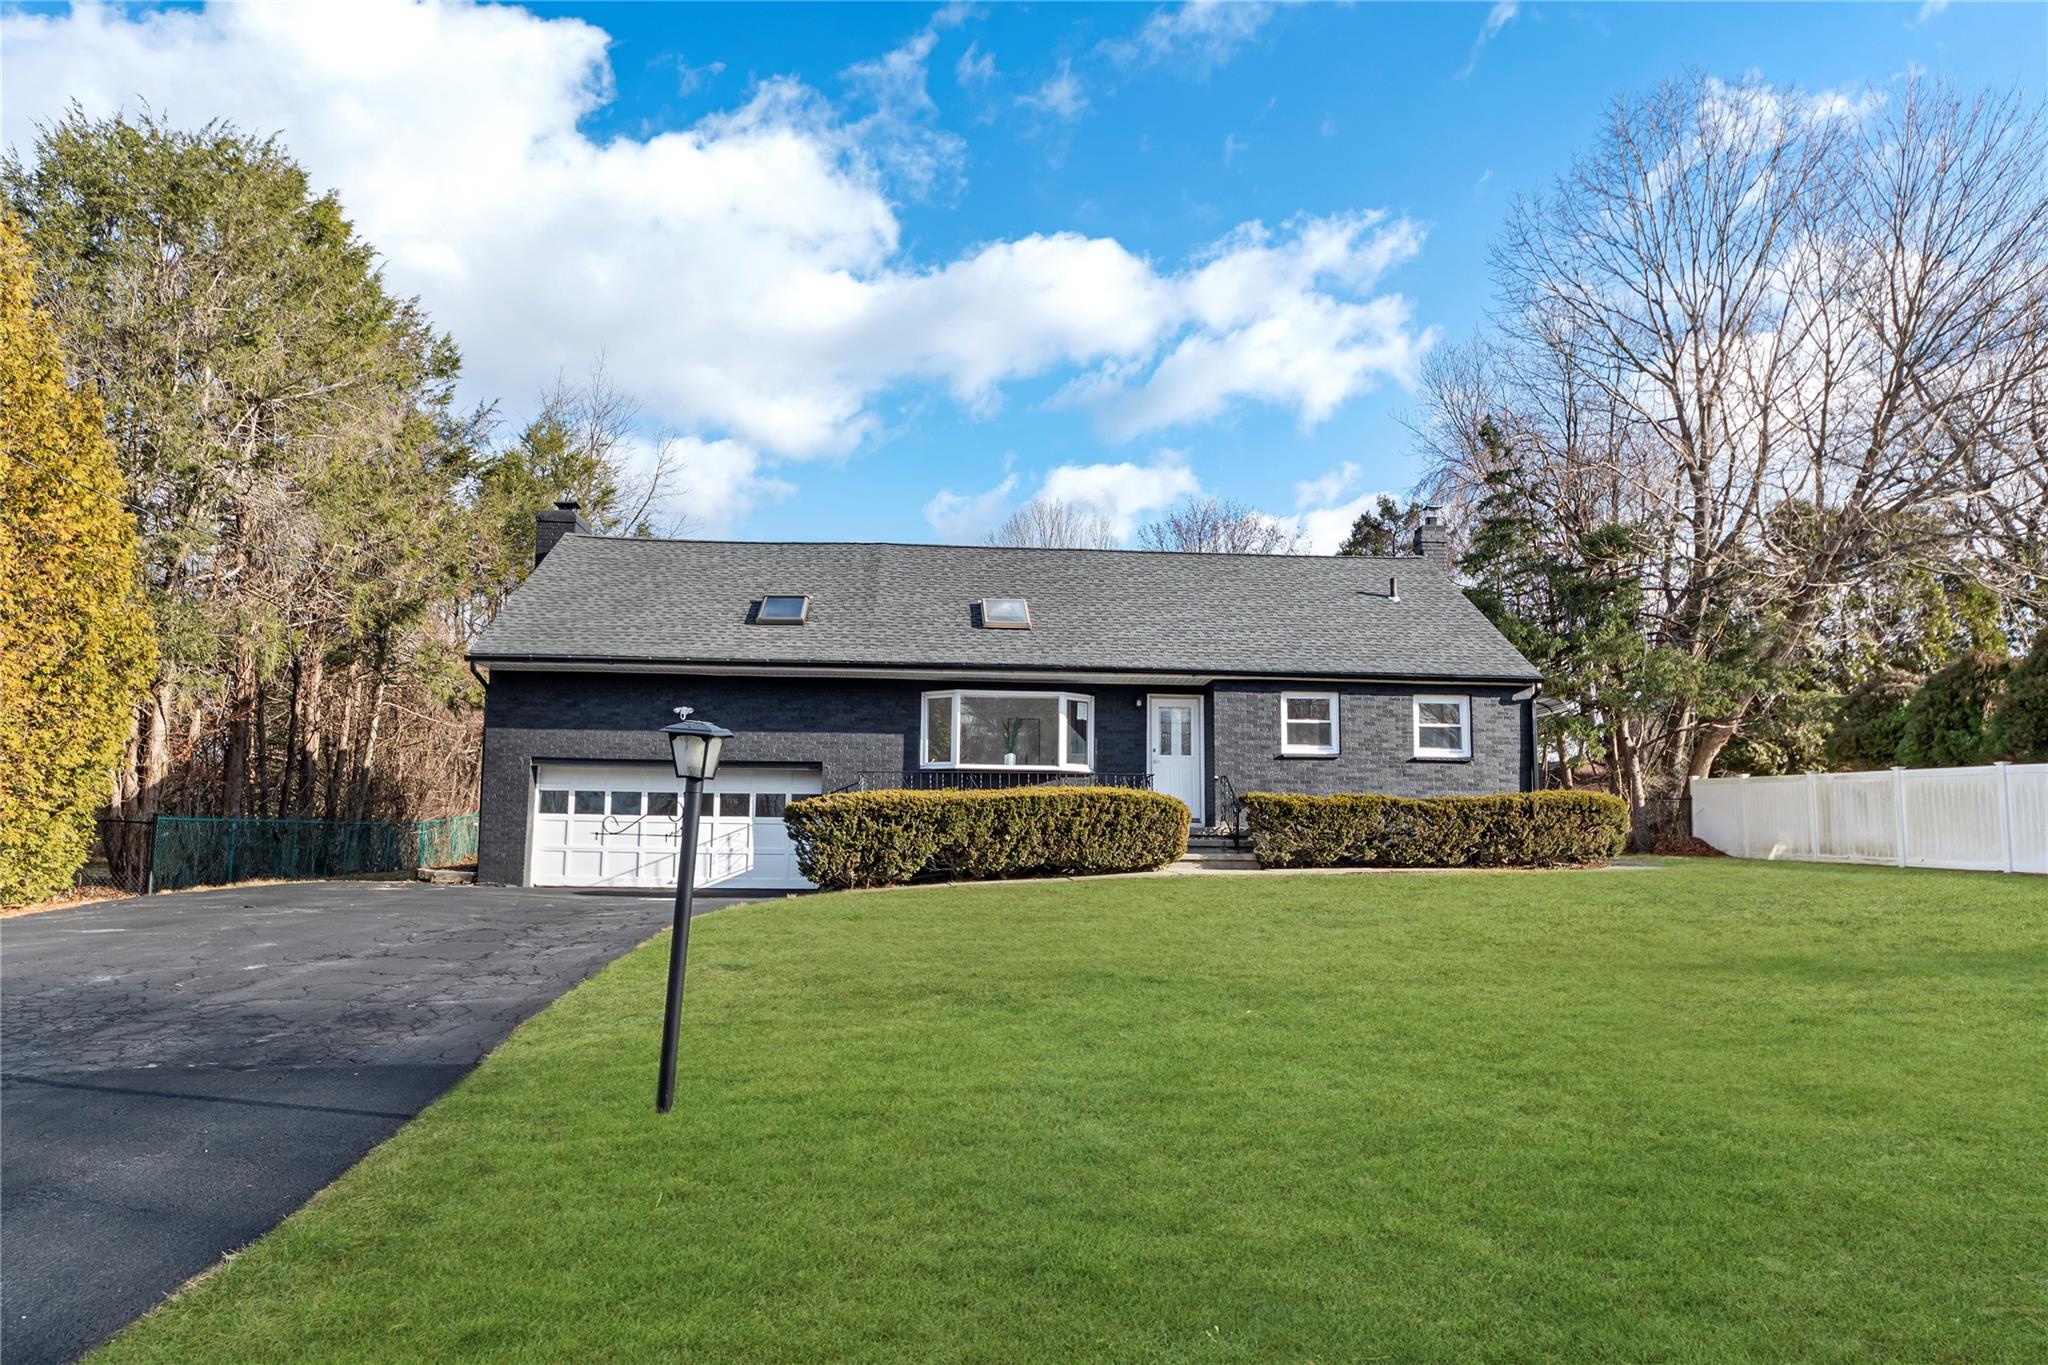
[1243,790,1629,869]
[784,787,1191,890]
[1,215,156,906]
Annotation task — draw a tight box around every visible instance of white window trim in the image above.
[1413,693,1472,760]
[1280,691,1341,756]
[920,689,1095,771]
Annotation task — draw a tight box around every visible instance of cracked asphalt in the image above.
[1,880,756,1364]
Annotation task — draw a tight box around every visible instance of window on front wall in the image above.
[1281,692,1340,755]
[921,691,1095,770]
[1413,694,1471,759]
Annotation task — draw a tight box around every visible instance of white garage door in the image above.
[528,763,821,891]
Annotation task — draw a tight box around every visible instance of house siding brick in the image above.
[479,671,1533,884]
[478,672,1152,884]
[1208,680,1532,817]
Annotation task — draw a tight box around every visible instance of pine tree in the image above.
[0,215,156,904]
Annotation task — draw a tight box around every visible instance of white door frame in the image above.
[1146,694,1206,825]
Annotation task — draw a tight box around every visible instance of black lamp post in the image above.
[655,707,733,1115]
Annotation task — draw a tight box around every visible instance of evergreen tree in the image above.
[1987,634,2048,763]
[1896,653,2012,768]
[1823,670,1919,770]
[1335,495,1405,556]
[0,215,156,904]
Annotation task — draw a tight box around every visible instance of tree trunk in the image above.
[1612,718,1655,851]
[252,676,269,818]
[180,700,204,816]
[349,667,389,823]
[278,657,300,818]
[221,640,257,817]
[107,682,175,887]
[325,667,361,824]
[296,651,326,818]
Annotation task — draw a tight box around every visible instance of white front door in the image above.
[527,763,820,890]
[1146,695,1205,824]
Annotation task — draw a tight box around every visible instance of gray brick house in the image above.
[469,502,1542,890]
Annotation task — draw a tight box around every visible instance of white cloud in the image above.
[1060,213,1436,440]
[1292,488,1402,555]
[839,22,966,197]
[3,1,1432,528]
[669,56,725,97]
[928,449,1201,541]
[1294,461,1361,509]
[650,435,794,534]
[1016,60,1089,121]
[1280,460,1407,553]
[1913,0,1950,23]
[1103,2,1275,78]
[1040,450,1203,538]
[1457,0,1518,79]
[955,40,996,86]
[922,470,1020,540]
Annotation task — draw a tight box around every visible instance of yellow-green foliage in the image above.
[0,215,156,906]
[1244,790,1630,869]
[784,786,1191,889]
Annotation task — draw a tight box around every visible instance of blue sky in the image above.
[5,1,2043,547]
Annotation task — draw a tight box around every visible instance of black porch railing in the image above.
[838,771,1155,793]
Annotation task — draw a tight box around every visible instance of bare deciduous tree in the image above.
[1136,495,1304,554]
[986,498,1120,549]
[1420,74,2048,831]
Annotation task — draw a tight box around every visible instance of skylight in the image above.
[757,595,809,624]
[981,597,1031,629]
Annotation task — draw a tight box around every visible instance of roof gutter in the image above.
[465,654,1544,688]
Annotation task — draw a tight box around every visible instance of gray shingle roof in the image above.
[470,535,1542,683]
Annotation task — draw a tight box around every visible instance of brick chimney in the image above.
[1412,505,1448,566]
[535,499,588,568]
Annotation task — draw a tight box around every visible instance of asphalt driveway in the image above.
[1,880,759,1364]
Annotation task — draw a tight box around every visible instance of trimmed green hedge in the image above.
[784,786,1192,890]
[1243,790,1629,869]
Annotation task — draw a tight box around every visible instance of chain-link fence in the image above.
[414,814,480,869]
[73,818,158,896]
[71,813,480,897]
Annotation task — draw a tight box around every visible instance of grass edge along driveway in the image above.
[101,861,2047,1363]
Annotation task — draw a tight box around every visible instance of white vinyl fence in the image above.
[1691,763,2048,875]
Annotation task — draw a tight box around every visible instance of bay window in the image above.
[921,691,1095,770]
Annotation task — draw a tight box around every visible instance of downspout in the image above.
[1512,682,1542,793]
[469,661,489,880]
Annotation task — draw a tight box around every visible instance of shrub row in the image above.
[1243,790,1629,869]
[784,786,1191,890]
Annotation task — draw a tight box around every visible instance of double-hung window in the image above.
[1412,695,1471,759]
[921,691,1094,771]
[1280,692,1340,755]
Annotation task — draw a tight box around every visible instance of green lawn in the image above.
[105,861,2047,1363]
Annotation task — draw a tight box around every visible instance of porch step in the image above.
[1186,833,1245,851]
[416,866,476,885]
[1176,848,1261,870]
